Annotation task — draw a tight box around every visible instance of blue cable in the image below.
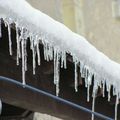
[0,76,114,120]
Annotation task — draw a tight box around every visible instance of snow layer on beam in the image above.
[0,0,120,119]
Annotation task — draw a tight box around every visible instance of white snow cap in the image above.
[0,0,120,120]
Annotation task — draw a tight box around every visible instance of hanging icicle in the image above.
[91,76,98,120]
[91,91,96,120]
[0,19,2,38]
[102,80,105,98]
[48,45,53,61]
[107,84,111,102]
[20,27,28,85]
[36,42,41,66]
[21,38,25,85]
[16,25,21,65]
[34,35,41,66]
[73,56,78,92]
[61,51,67,69]
[43,41,53,62]
[85,67,88,88]
[75,61,78,92]
[7,21,12,55]
[54,48,60,96]
[115,94,119,120]
[80,62,86,78]
[24,39,27,72]
[87,71,92,102]
[43,41,47,61]
[31,36,36,75]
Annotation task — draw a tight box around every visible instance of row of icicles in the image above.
[0,18,119,120]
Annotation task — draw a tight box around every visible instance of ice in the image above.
[92,86,96,120]
[20,27,28,85]
[87,71,92,102]
[7,20,12,55]
[107,84,111,101]
[73,56,78,92]
[91,94,96,120]
[16,25,21,65]
[43,42,50,61]
[61,51,67,69]
[91,76,99,120]
[24,39,27,71]
[115,95,119,120]
[36,42,41,66]
[54,48,60,96]
[30,35,37,75]
[21,38,26,85]
[43,41,53,62]
[102,80,105,97]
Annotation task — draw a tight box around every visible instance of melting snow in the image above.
[0,0,120,119]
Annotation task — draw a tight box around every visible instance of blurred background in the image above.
[27,0,120,63]
[25,0,120,119]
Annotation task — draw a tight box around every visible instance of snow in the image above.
[0,0,120,119]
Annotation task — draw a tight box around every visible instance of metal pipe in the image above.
[0,76,114,120]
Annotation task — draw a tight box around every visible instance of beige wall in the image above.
[80,0,120,63]
[26,0,62,22]
[61,0,76,32]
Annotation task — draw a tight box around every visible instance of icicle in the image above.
[0,19,1,37]
[87,72,92,102]
[87,84,90,102]
[73,56,78,92]
[43,41,53,62]
[16,25,21,65]
[108,93,111,101]
[61,51,67,69]
[21,38,26,85]
[84,67,88,88]
[34,36,41,66]
[75,61,78,92]
[91,78,98,120]
[80,62,86,78]
[32,41,36,75]
[43,42,47,61]
[30,36,37,75]
[80,62,84,74]
[115,94,119,120]
[20,27,28,85]
[91,91,96,120]
[24,39,27,71]
[7,22,12,55]
[36,42,40,66]
[102,80,105,97]
[48,45,53,61]
[54,48,60,96]
[107,84,111,101]
[46,43,49,61]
